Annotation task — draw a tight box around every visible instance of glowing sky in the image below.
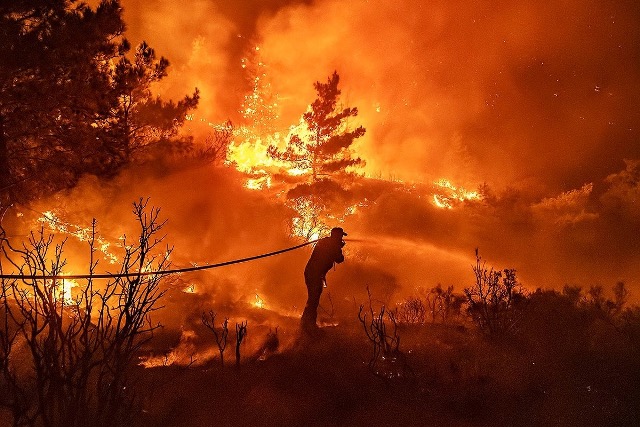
[120,0,640,188]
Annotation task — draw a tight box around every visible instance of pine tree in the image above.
[0,0,198,206]
[268,71,365,182]
[104,41,199,164]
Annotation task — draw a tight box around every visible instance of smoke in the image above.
[117,0,640,191]
[251,0,640,189]
[117,0,238,123]
[7,162,475,332]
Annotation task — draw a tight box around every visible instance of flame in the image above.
[227,53,321,187]
[288,196,326,241]
[253,293,266,309]
[227,115,313,182]
[38,211,119,264]
[245,175,272,190]
[183,283,197,294]
[227,55,482,243]
[139,330,214,368]
[11,271,81,307]
[433,194,451,209]
[50,275,80,306]
[432,179,481,209]
[286,167,308,177]
[227,136,282,174]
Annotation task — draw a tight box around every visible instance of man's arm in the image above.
[334,241,345,264]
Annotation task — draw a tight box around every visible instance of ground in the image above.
[132,316,639,427]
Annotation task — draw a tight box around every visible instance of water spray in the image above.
[344,238,369,244]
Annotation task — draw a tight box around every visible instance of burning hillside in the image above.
[2,0,640,425]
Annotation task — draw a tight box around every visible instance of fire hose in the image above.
[0,239,319,281]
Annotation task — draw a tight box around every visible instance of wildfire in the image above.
[227,114,314,182]
[253,293,266,309]
[227,135,282,175]
[228,52,320,188]
[245,175,272,190]
[227,53,480,243]
[432,179,481,209]
[288,196,326,241]
[183,283,197,294]
[50,275,80,306]
[38,210,119,264]
[139,330,213,368]
[286,167,308,177]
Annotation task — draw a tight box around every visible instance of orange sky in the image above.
[118,0,640,188]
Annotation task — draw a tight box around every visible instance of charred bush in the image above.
[426,284,464,323]
[0,199,169,427]
[620,306,640,351]
[563,282,630,320]
[396,296,426,325]
[464,249,527,337]
[358,287,412,382]
[201,310,229,367]
[235,320,248,368]
[397,285,465,326]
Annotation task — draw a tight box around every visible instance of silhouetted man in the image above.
[301,227,347,333]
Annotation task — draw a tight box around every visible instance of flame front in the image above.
[226,55,482,239]
[39,211,119,264]
[432,179,481,209]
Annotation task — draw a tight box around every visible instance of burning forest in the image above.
[2,0,640,426]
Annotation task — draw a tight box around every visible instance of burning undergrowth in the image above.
[2,155,640,426]
[2,157,486,367]
[3,56,640,368]
[6,155,640,356]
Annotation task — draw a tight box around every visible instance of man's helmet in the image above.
[330,227,347,238]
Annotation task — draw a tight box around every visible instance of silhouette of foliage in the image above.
[426,284,459,323]
[396,296,426,325]
[0,0,198,205]
[201,311,229,367]
[396,285,465,325]
[358,287,411,381]
[464,249,526,336]
[0,199,169,426]
[563,282,629,318]
[200,121,234,165]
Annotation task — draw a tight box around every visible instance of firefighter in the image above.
[301,227,347,333]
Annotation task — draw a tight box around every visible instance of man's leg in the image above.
[301,275,323,329]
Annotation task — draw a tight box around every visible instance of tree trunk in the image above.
[312,152,318,182]
[0,114,13,207]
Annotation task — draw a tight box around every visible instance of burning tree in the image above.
[267,71,365,182]
[239,52,280,139]
[0,200,170,426]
